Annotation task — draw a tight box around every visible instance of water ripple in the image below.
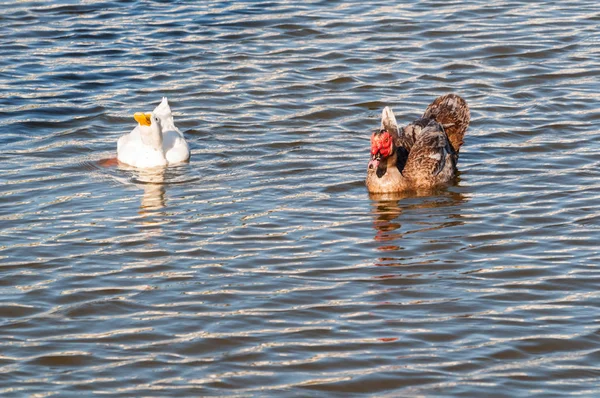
[1,0,600,396]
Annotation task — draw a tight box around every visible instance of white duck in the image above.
[117,98,190,168]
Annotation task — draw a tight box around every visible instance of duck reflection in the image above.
[369,189,468,266]
[98,156,168,214]
[114,161,167,215]
[129,167,167,248]
[370,192,404,249]
[135,168,167,214]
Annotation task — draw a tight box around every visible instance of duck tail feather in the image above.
[422,94,470,153]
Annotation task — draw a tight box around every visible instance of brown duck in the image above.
[366,94,470,193]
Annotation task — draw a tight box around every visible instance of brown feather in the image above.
[422,93,470,153]
[402,121,455,185]
[366,94,470,193]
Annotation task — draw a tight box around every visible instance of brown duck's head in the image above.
[368,129,394,176]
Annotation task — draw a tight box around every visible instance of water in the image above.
[2,1,600,396]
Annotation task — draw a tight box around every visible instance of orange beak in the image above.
[134,112,152,126]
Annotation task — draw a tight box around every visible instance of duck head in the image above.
[368,106,399,178]
[368,129,394,177]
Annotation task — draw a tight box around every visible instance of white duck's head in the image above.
[134,112,163,151]
[152,97,176,132]
[153,97,172,119]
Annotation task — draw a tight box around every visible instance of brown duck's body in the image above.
[366,94,470,193]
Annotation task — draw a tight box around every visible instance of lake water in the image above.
[2,1,600,396]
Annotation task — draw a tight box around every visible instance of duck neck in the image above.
[141,125,164,153]
[366,152,409,193]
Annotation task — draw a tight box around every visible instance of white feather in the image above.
[380,106,399,132]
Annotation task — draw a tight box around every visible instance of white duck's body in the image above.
[117,97,190,168]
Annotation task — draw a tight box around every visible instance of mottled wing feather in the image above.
[402,122,456,182]
[398,118,430,150]
[394,118,429,172]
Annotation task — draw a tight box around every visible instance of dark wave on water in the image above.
[2,1,600,395]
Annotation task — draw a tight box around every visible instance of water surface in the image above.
[2,1,600,396]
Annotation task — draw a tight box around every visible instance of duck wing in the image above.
[163,129,190,164]
[153,97,190,164]
[395,117,430,172]
[402,120,457,183]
